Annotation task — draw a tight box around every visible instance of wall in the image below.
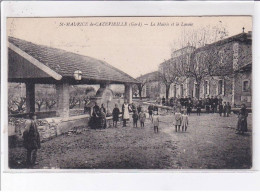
[8,115,90,147]
[234,71,252,107]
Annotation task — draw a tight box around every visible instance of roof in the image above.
[136,71,159,82]
[194,32,252,53]
[8,37,139,84]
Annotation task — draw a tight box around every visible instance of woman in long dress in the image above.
[237,104,248,134]
[122,99,131,127]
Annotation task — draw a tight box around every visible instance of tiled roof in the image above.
[136,71,159,82]
[8,37,139,84]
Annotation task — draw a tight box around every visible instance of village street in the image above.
[9,112,252,169]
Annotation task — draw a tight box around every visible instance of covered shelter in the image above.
[8,37,139,118]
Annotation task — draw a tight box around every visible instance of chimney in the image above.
[247,31,252,39]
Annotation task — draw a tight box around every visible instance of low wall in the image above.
[8,115,90,147]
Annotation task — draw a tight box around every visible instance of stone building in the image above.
[135,71,160,99]
[143,31,252,107]
[159,46,196,99]
[188,32,252,107]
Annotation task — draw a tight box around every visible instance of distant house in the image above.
[135,71,160,99]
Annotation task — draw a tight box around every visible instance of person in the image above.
[219,102,223,116]
[23,112,41,167]
[132,110,139,128]
[214,96,219,113]
[100,104,106,115]
[210,96,214,113]
[153,105,158,112]
[187,99,192,115]
[227,102,231,117]
[205,96,210,114]
[170,97,174,107]
[112,104,120,128]
[218,96,223,109]
[83,97,91,115]
[139,108,146,128]
[174,109,182,132]
[137,105,142,114]
[131,103,137,113]
[176,100,182,113]
[148,104,154,121]
[196,99,202,116]
[162,96,166,106]
[100,109,106,129]
[236,104,248,134]
[181,110,189,132]
[122,99,131,127]
[91,102,100,129]
[223,102,227,117]
[153,110,160,133]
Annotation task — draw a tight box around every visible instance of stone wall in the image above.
[8,115,90,147]
[234,71,252,107]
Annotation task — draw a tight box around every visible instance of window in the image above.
[217,79,225,95]
[204,80,209,95]
[180,84,184,97]
[218,80,223,95]
[242,80,250,92]
[173,85,177,98]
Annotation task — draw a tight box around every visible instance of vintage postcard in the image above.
[6,16,252,170]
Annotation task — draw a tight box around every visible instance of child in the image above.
[174,109,182,132]
[153,110,159,133]
[132,110,139,128]
[181,110,189,132]
[112,104,120,128]
[139,108,146,128]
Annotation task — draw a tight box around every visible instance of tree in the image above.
[158,59,180,100]
[136,80,149,100]
[10,97,26,114]
[172,24,229,99]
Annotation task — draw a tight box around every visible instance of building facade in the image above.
[141,31,252,107]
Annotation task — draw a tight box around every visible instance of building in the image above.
[188,32,252,107]
[135,71,160,99]
[145,31,252,107]
[159,46,196,99]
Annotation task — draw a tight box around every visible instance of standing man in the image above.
[205,95,210,114]
[214,96,219,113]
[122,99,131,127]
[23,112,41,167]
[196,99,202,116]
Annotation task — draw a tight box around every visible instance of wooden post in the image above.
[26,82,35,113]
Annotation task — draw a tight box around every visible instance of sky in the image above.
[7,16,252,78]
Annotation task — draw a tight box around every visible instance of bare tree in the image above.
[171,24,229,99]
[158,59,180,100]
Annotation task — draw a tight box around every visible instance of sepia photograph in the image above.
[6,16,252,170]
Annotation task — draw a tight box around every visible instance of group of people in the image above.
[160,95,233,117]
[21,99,249,167]
[112,99,159,132]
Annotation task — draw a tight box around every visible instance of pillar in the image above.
[231,76,235,106]
[56,83,70,117]
[125,84,133,104]
[26,82,35,113]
